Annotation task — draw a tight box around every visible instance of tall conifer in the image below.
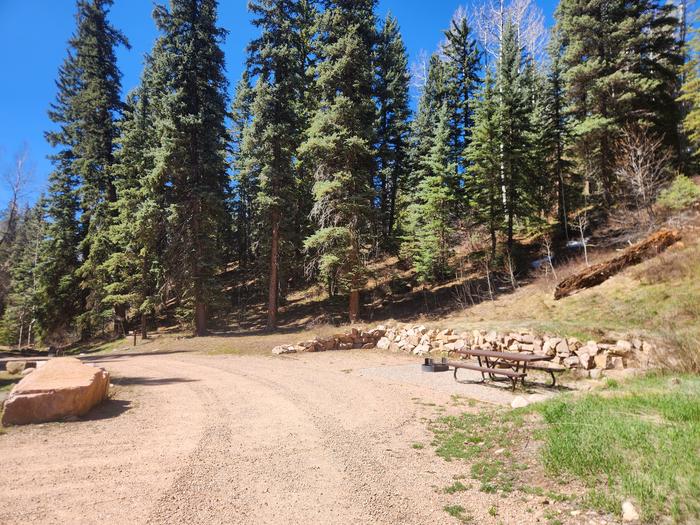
[150,0,230,335]
[300,0,377,321]
[374,13,411,248]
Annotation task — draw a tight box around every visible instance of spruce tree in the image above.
[0,205,46,346]
[556,0,682,203]
[40,44,85,340]
[150,0,230,335]
[545,32,571,237]
[101,64,165,339]
[401,102,456,283]
[373,13,411,248]
[497,22,531,251]
[442,11,481,177]
[69,0,129,335]
[466,70,503,260]
[247,0,314,329]
[229,73,257,268]
[300,0,377,321]
[680,25,700,155]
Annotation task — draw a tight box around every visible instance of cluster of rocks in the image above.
[273,323,655,376]
[271,327,387,355]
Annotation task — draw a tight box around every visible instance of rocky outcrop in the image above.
[1,357,109,426]
[272,323,655,377]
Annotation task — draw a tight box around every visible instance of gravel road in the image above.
[0,349,568,524]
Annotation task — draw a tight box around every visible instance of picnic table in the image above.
[447,348,555,390]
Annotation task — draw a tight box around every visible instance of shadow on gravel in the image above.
[83,350,192,363]
[83,398,132,421]
[112,376,198,387]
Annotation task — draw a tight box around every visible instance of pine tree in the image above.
[229,72,257,268]
[101,63,165,339]
[40,44,84,340]
[545,32,571,237]
[0,205,46,347]
[442,10,481,176]
[247,0,314,329]
[497,21,531,251]
[68,0,129,335]
[373,13,411,248]
[680,24,700,155]
[401,102,456,283]
[407,54,449,190]
[556,0,682,203]
[150,0,230,335]
[300,0,377,321]
[466,70,503,259]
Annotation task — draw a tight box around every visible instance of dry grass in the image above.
[84,323,372,357]
[438,234,700,370]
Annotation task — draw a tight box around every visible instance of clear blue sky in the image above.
[0,0,557,204]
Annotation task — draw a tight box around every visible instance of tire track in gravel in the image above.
[163,354,454,524]
[146,382,233,525]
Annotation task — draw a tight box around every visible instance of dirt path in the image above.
[1,350,559,524]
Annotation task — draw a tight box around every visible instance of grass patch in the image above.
[534,373,700,522]
[411,442,424,450]
[0,371,21,393]
[443,504,472,523]
[429,373,700,523]
[443,480,469,494]
[430,410,530,494]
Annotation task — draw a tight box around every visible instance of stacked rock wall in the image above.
[272,324,655,375]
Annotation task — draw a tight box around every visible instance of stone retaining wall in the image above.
[272,324,655,377]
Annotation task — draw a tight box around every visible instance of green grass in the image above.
[534,373,700,522]
[411,442,424,450]
[429,373,700,523]
[443,480,469,494]
[430,410,530,495]
[443,504,472,523]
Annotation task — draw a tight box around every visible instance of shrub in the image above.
[656,176,700,211]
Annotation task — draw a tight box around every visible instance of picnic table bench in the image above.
[448,348,556,390]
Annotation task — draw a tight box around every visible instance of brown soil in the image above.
[0,349,585,524]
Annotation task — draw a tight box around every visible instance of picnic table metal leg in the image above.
[549,370,556,387]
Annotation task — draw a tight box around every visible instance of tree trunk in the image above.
[141,313,148,340]
[349,289,360,323]
[114,304,127,337]
[195,301,207,336]
[267,211,280,330]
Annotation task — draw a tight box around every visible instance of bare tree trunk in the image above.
[17,317,24,349]
[195,301,207,336]
[141,313,148,340]
[349,290,360,323]
[267,211,280,330]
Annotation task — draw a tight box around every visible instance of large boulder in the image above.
[5,360,26,375]
[1,357,109,426]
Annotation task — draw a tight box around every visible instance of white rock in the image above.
[21,367,34,376]
[271,345,296,355]
[622,500,640,523]
[376,337,391,350]
[511,396,529,409]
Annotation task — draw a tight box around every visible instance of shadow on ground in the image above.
[111,376,198,387]
[83,398,132,421]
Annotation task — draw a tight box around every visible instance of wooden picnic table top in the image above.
[455,348,553,363]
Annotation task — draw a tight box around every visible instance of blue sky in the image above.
[0,0,558,204]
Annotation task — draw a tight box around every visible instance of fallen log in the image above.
[554,229,682,300]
